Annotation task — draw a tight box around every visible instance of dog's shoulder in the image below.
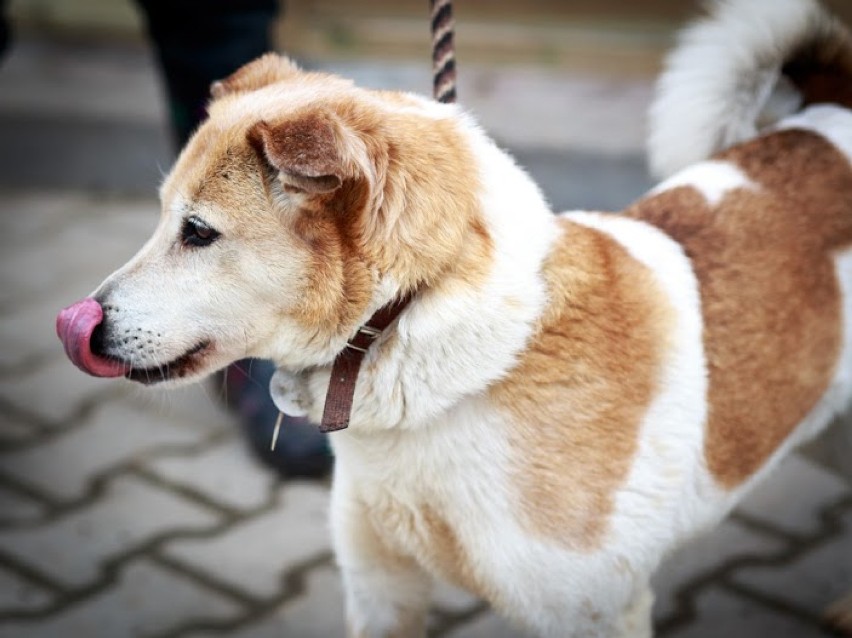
[489,215,679,550]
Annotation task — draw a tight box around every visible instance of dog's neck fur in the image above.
[286,117,559,434]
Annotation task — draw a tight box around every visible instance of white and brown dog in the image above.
[56,0,851,635]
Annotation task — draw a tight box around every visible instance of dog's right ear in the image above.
[247,112,351,194]
[210,54,301,99]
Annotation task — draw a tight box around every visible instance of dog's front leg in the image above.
[331,482,432,638]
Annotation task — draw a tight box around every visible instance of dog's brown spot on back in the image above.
[492,218,672,550]
[720,130,852,250]
[628,130,851,488]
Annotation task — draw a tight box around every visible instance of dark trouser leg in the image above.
[0,0,11,61]
[136,0,279,147]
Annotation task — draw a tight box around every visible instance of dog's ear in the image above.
[210,54,301,99]
[247,112,347,194]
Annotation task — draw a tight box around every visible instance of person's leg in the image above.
[136,0,331,478]
[0,0,11,61]
[136,0,278,146]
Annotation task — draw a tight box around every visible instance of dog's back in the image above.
[631,124,852,489]
[639,0,852,491]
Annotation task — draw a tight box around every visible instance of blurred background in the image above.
[0,1,850,637]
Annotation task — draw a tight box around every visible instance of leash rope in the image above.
[430,0,457,103]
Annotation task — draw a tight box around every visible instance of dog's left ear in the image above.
[248,112,354,194]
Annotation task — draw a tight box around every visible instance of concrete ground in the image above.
[0,36,850,638]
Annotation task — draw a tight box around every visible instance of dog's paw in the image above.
[269,368,310,417]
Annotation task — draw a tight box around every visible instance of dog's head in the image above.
[56,54,485,386]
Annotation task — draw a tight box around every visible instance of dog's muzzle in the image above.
[56,297,127,378]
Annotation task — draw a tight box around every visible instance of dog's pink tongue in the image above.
[56,298,127,378]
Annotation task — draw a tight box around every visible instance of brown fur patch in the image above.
[783,18,852,110]
[324,98,492,294]
[274,97,492,331]
[492,218,673,550]
[719,130,852,250]
[627,130,851,488]
[248,113,344,183]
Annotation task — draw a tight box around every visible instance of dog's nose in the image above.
[56,298,127,378]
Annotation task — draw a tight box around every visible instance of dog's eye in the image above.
[181,216,220,248]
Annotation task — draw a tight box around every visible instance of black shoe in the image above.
[220,360,332,480]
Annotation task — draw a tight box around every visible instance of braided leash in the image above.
[430,0,457,103]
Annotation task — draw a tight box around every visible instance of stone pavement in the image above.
[1,35,851,638]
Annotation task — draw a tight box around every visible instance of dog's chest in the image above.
[333,405,512,592]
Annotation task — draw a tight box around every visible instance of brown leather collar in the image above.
[320,292,414,432]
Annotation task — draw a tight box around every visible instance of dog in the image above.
[56,0,851,635]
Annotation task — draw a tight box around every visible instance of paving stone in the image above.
[801,416,852,483]
[0,475,221,587]
[731,509,852,616]
[145,438,275,512]
[188,566,346,638]
[0,566,54,612]
[0,296,74,371]
[162,482,330,599]
[664,588,829,638]
[125,382,236,434]
[445,610,523,638]
[0,401,209,501]
[0,355,125,426]
[0,197,157,304]
[0,485,46,524]
[735,454,852,537]
[0,559,242,638]
[652,520,788,622]
[0,412,40,445]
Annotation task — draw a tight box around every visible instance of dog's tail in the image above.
[648,0,852,179]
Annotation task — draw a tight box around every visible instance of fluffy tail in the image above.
[648,0,852,179]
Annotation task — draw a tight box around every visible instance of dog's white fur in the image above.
[67,1,852,636]
[648,0,846,179]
